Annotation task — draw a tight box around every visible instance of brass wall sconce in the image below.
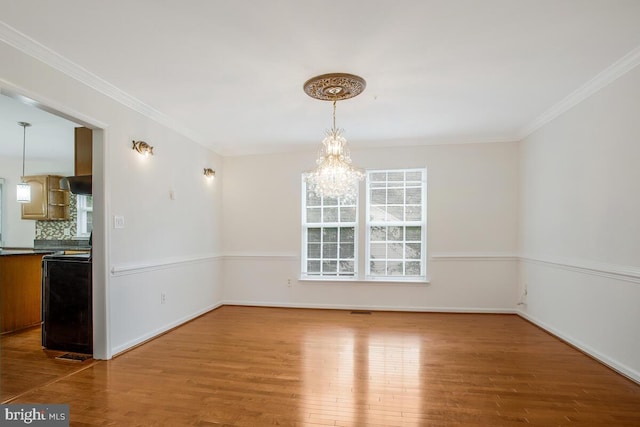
[203,168,216,178]
[132,140,154,157]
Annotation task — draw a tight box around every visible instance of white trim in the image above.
[222,300,515,314]
[223,253,298,261]
[431,252,519,261]
[0,21,210,152]
[519,45,640,139]
[299,277,431,285]
[111,303,222,356]
[517,310,640,385]
[111,253,222,276]
[520,255,640,284]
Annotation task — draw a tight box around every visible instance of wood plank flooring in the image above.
[1,325,95,402]
[3,306,640,426]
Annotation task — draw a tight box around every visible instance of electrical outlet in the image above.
[161,292,166,304]
[114,215,125,229]
[517,283,528,306]
[287,278,292,287]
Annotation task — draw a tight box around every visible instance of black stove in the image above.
[42,252,92,354]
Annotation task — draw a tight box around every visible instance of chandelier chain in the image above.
[332,99,337,132]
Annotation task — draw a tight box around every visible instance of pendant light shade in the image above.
[17,182,31,203]
[17,121,32,203]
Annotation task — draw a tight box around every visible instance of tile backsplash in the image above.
[35,194,78,239]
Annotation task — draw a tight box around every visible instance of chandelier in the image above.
[303,73,366,202]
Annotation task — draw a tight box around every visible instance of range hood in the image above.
[61,175,92,195]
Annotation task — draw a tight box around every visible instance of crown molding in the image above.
[518,44,640,139]
[0,20,210,150]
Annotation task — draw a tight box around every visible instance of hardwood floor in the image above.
[4,306,640,426]
[1,325,95,402]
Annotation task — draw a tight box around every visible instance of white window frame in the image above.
[76,194,93,238]
[301,179,359,279]
[301,168,428,283]
[365,168,427,281]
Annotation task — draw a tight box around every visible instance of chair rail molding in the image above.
[520,254,640,284]
[110,253,222,276]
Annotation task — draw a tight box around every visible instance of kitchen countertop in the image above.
[34,239,90,251]
[0,249,57,256]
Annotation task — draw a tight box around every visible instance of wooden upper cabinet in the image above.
[74,127,93,176]
[21,175,70,220]
[21,176,48,219]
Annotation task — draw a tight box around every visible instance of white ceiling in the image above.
[1,0,640,157]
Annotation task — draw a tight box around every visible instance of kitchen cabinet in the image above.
[0,253,43,333]
[21,175,70,220]
[74,127,92,175]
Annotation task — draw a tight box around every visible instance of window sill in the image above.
[299,276,431,285]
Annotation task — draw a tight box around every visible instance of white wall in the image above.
[0,41,224,358]
[519,65,640,382]
[222,142,520,311]
[0,156,73,247]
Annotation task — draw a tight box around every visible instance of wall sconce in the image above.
[132,140,154,157]
[203,168,216,179]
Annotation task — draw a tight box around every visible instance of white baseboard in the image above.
[221,300,516,314]
[517,309,640,385]
[111,302,223,356]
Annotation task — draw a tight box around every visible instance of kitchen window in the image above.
[76,194,93,237]
[301,168,427,281]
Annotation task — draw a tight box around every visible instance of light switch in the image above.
[114,215,125,229]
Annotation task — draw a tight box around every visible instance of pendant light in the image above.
[16,121,31,203]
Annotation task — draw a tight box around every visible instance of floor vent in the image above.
[56,353,92,362]
[350,311,372,315]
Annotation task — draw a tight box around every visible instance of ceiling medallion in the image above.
[303,73,366,101]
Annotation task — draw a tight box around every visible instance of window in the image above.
[76,195,93,237]
[366,169,426,279]
[301,181,358,278]
[301,168,427,281]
